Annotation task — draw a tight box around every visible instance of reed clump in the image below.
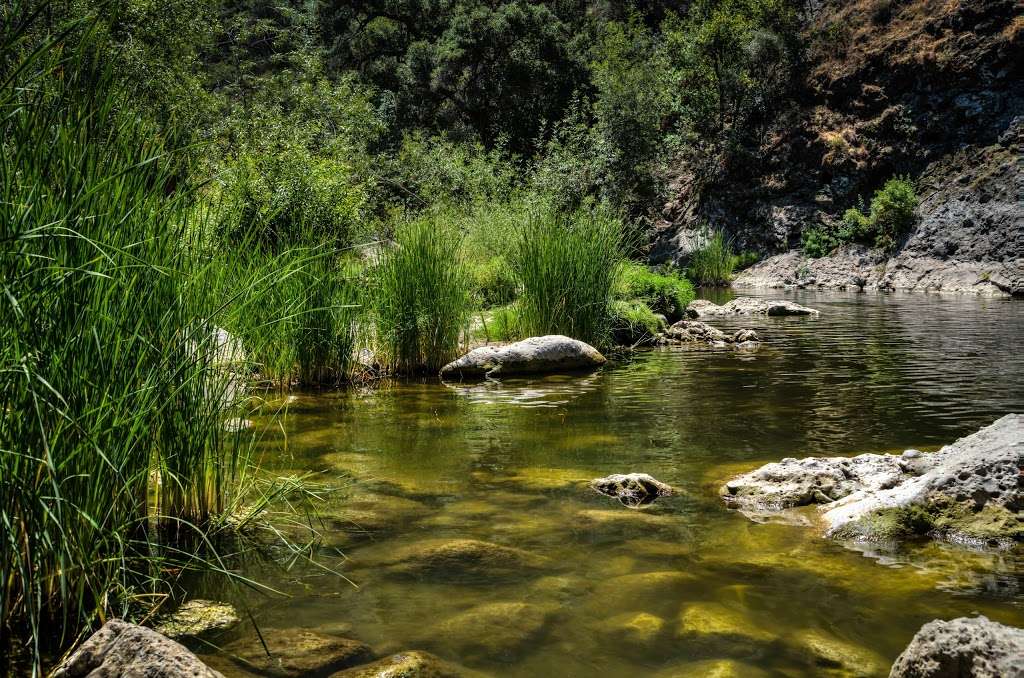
[687,228,736,286]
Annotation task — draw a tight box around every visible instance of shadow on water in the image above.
[196,290,1024,677]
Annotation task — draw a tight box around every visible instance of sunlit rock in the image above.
[154,599,239,639]
[890,616,1024,678]
[654,658,770,678]
[686,297,820,317]
[721,414,1024,546]
[439,335,606,379]
[593,612,668,650]
[590,472,677,507]
[222,628,371,677]
[52,620,224,678]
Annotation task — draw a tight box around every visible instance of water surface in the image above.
[198,290,1024,677]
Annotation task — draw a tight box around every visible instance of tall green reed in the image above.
[687,227,736,286]
[0,13,254,671]
[372,218,471,373]
[509,205,623,347]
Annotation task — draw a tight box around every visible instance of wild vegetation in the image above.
[1,0,933,671]
[802,177,919,258]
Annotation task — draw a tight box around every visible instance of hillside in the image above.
[651,0,1023,295]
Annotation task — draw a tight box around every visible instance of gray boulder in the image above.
[686,297,819,317]
[591,473,677,507]
[51,619,224,678]
[889,616,1024,677]
[722,414,1023,545]
[439,335,605,379]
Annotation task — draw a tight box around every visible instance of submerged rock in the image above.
[589,571,699,615]
[890,616,1024,678]
[722,414,1024,546]
[439,335,606,379]
[590,473,677,507]
[52,620,224,678]
[686,297,819,318]
[154,599,239,639]
[382,538,548,581]
[676,602,777,655]
[329,650,487,678]
[655,658,770,678]
[791,629,886,678]
[593,611,668,650]
[430,602,556,663]
[223,628,372,677]
[660,321,760,349]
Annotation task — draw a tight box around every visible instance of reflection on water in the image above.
[197,291,1024,677]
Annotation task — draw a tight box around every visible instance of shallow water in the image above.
[197,290,1024,677]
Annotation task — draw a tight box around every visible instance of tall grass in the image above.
[372,218,471,373]
[687,227,736,286]
[0,14,260,671]
[509,205,623,347]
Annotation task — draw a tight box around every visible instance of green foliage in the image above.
[470,256,518,308]
[509,205,624,347]
[687,228,736,285]
[614,261,695,321]
[805,177,918,257]
[610,299,665,345]
[372,218,472,374]
[731,249,760,271]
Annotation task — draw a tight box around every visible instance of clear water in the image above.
[196,290,1024,677]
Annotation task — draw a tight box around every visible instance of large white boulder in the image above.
[440,335,606,379]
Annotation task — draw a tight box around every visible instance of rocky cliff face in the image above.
[651,0,1023,296]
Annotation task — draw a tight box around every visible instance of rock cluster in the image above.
[660,320,760,349]
[440,335,605,379]
[722,414,1023,546]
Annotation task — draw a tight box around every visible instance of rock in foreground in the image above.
[591,473,676,507]
[440,335,605,379]
[687,298,819,318]
[889,616,1024,678]
[721,414,1023,546]
[52,620,224,678]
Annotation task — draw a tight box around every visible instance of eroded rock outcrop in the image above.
[440,335,605,379]
[686,298,819,318]
[889,616,1024,678]
[52,620,224,678]
[590,473,677,507]
[722,414,1023,546]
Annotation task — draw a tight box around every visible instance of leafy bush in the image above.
[687,229,736,286]
[731,250,760,271]
[804,176,918,258]
[610,299,665,346]
[614,261,695,321]
[509,205,623,347]
[372,218,472,374]
[470,256,518,308]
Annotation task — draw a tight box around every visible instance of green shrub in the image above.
[731,250,760,271]
[373,218,472,373]
[509,205,623,347]
[687,229,736,286]
[805,176,918,257]
[614,261,695,321]
[476,302,526,343]
[610,299,665,346]
[470,255,518,308]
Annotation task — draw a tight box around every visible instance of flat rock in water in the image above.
[51,620,224,678]
[223,628,372,677]
[676,602,777,655]
[686,297,819,317]
[154,599,240,639]
[329,650,488,678]
[439,335,605,379]
[790,629,887,678]
[721,414,1024,545]
[660,321,760,349]
[381,538,548,581]
[890,616,1024,678]
[590,473,677,507]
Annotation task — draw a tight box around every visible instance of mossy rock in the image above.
[676,602,777,657]
[790,629,887,677]
[654,658,770,678]
[592,612,668,651]
[429,602,556,663]
[154,599,239,639]
[222,628,372,677]
[381,538,549,582]
[587,571,699,615]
